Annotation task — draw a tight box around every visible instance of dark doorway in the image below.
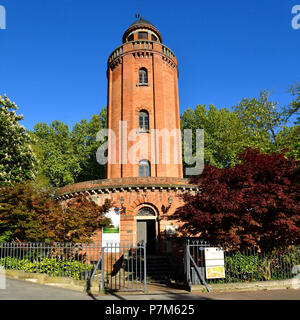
[137,219,156,254]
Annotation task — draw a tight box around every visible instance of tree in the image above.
[233,84,300,156]
[0,95,36,185]
[0,182,56,242]
[172,149,300,251]
[44,195,111,243]
[32,108,107,188]
[181,104,248,169]
[32,121,81,188]
[0,181,111,242]
[181,84,300,173]
[71,108,107,182]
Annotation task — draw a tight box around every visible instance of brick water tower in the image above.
[56,17,198,254]
[107,17,183,179]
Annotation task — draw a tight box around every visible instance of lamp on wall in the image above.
[162,196,173,215]
[120,196,126,215]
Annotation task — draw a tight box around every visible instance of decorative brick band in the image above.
[55,177,199,200]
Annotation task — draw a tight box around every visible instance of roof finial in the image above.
[135,1,143,20]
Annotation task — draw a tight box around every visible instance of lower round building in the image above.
[55,177,198,254]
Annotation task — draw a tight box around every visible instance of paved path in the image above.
[1,278,300,300]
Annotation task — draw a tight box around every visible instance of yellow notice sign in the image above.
[206,266,225,279]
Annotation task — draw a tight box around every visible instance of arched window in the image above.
[139,160,151,177]
[138,207,155,216]
[127,34,134,42]
[151,34,157,42]
[139,68,148,84]
[139,110,149,131]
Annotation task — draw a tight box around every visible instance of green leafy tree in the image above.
[181,84,300,173]
[233,91,276,153]
[233,84,299,156]
[71,108,107,182]
[32,121,81,188]
[32,109,107,188]
[181,104,247,169]
[0,95,37,185]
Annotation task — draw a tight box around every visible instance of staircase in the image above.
[146,254,174,283]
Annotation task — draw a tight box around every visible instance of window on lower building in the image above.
[139,160,151,177]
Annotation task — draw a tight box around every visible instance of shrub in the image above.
[211,247,300,283]
[0,256,94,280]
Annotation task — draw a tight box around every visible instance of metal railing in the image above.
[88,241,147,293]
[210,246,300,284]
[184,240,211,292]
[0,242,102,281]
[0,241,147,293]
[185,240,300,287]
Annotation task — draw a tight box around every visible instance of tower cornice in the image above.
[107,40,177,74]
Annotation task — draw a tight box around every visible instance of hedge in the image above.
[0,256,94,280]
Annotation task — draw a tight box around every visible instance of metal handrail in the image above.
[85,250,104,293]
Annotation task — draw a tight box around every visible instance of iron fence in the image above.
[89,241,147,292]
[0,241,147,293]
[0,242,102,281]
[185,240,300,289]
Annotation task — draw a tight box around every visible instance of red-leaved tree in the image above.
[0,182,111,242]
[172,149,300,251]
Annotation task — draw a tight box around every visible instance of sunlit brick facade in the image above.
[56,18,198,254]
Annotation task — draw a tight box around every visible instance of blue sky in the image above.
[0,0,299,131]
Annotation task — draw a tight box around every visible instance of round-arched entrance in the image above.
[136,206,156,254]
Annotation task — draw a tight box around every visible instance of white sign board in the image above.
[102,208,120,252]
[204,247,225,279]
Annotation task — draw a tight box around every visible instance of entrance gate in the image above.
[87,242,147,293]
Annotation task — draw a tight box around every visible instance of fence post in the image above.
[186,241,191,292]
[144,241,147,293]
[100,248,105,294]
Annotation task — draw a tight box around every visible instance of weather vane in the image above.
[135,1,143,20]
